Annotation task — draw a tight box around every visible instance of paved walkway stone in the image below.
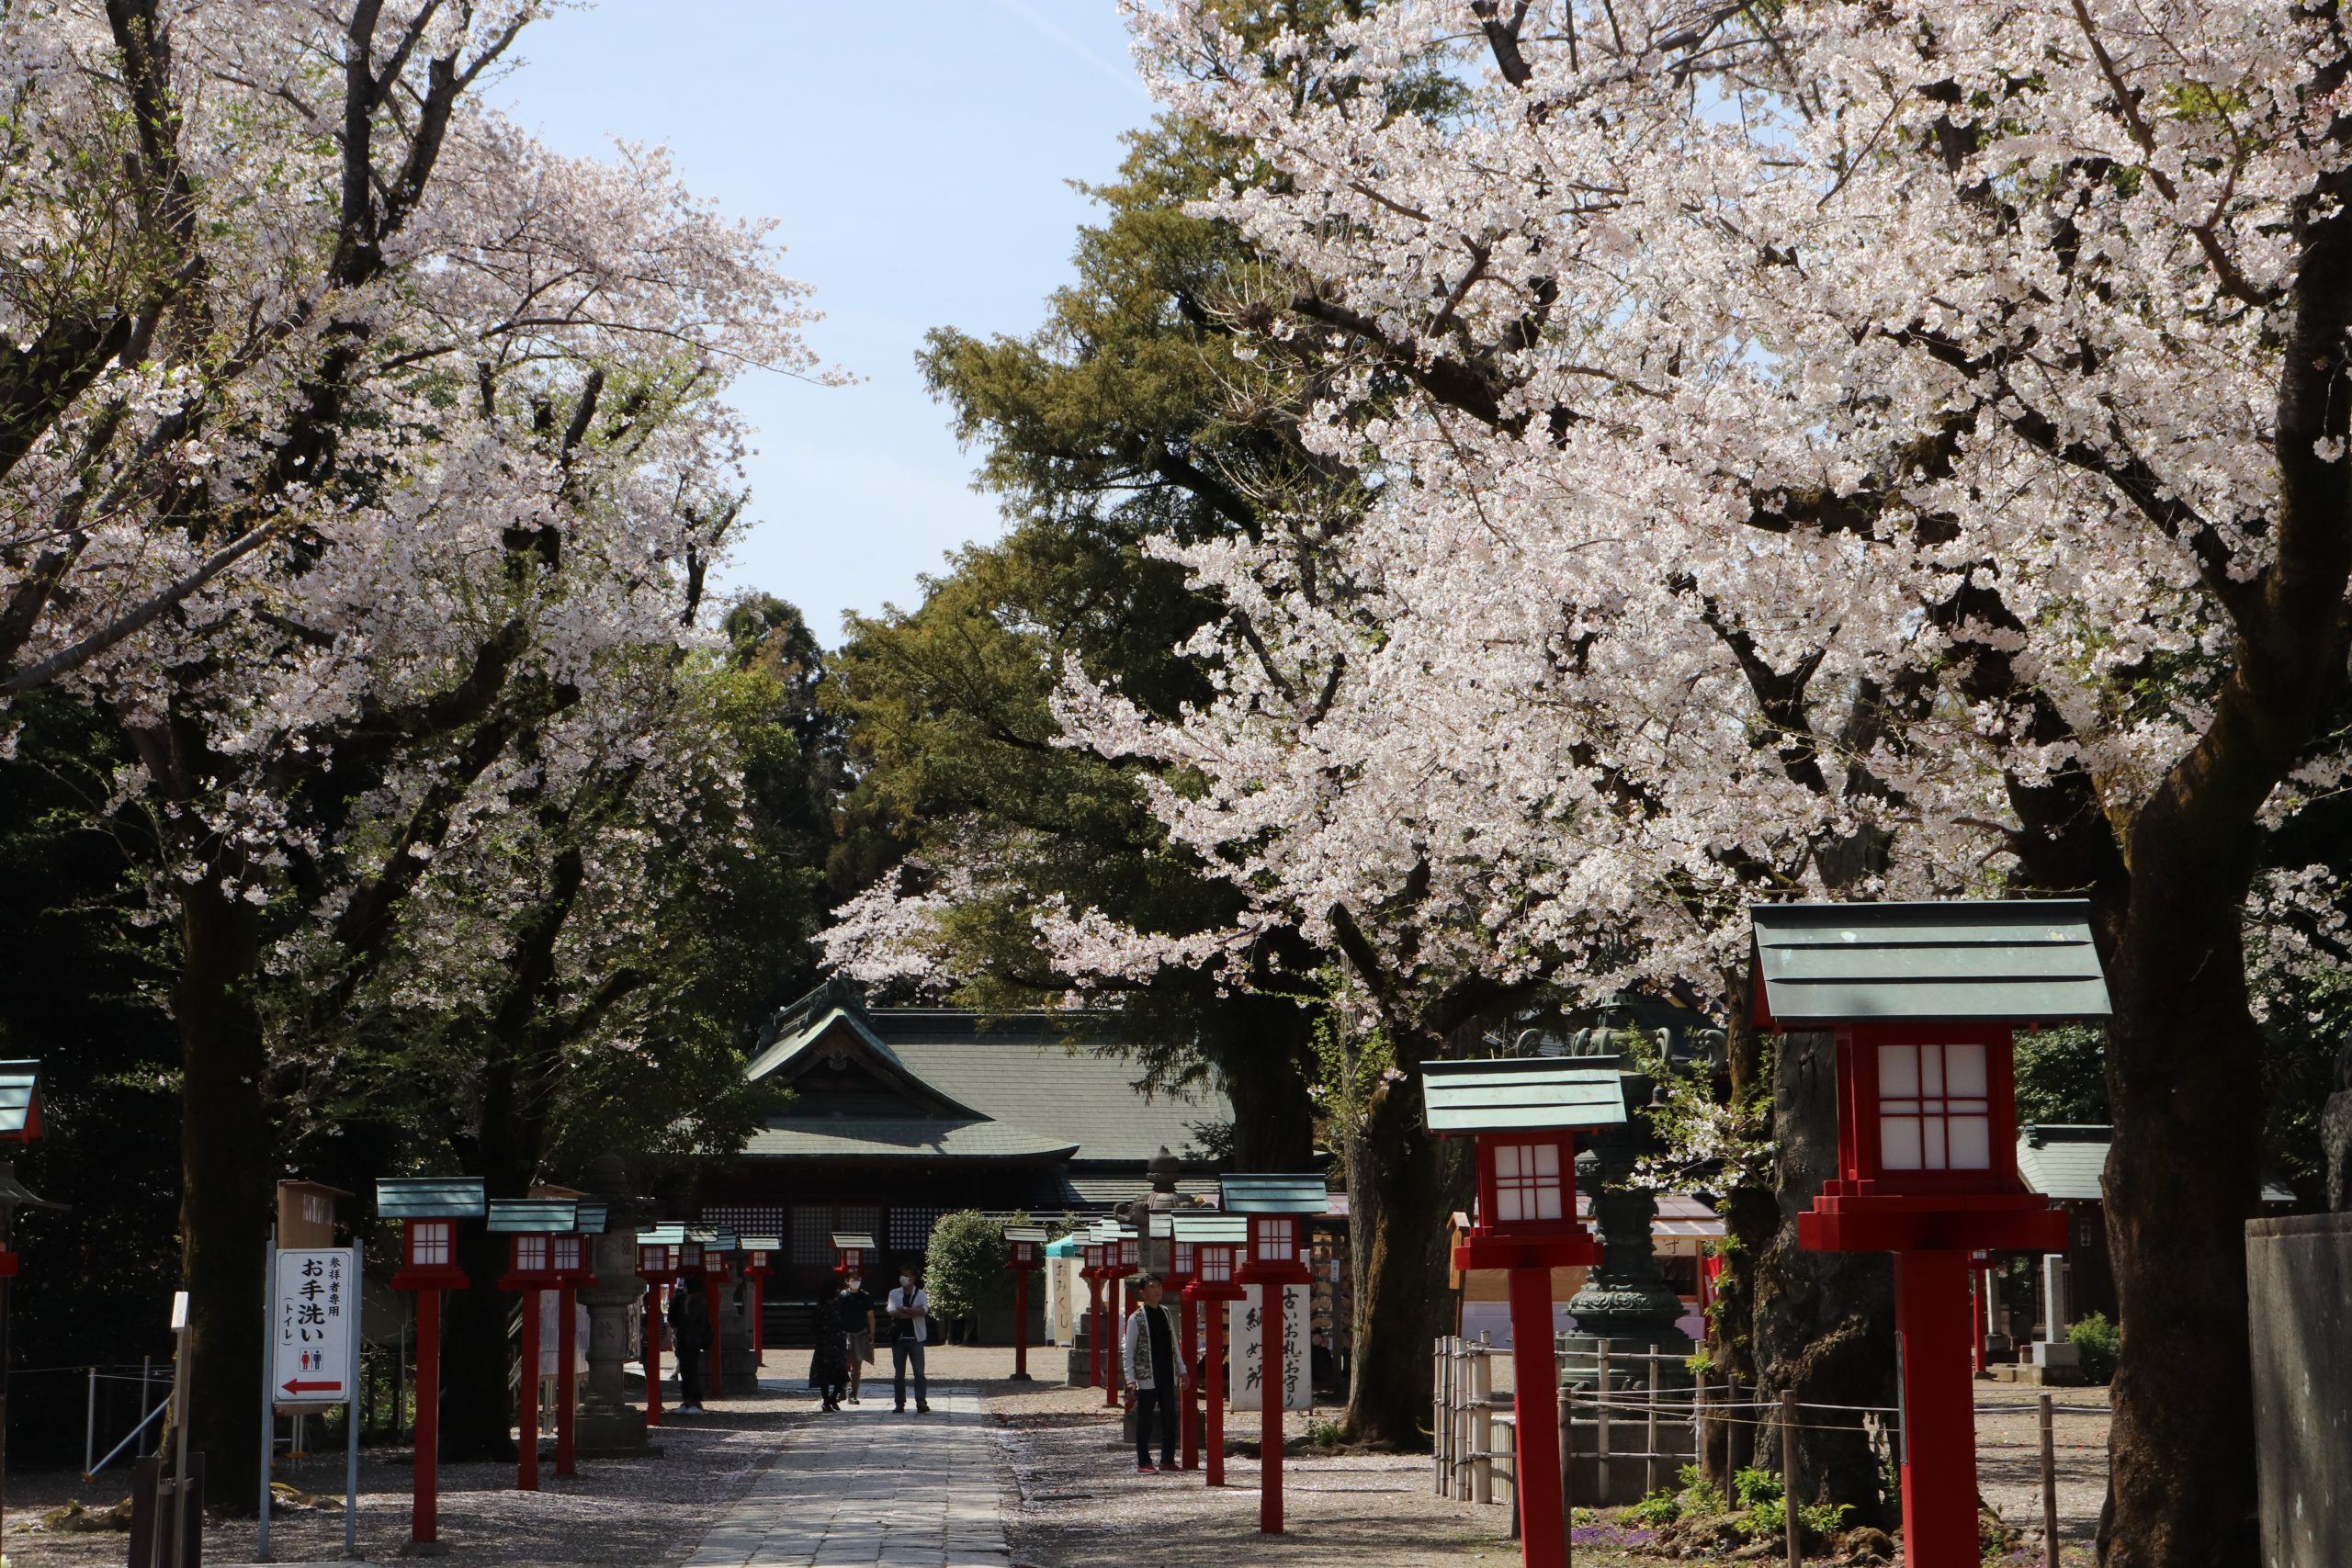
[683,1387,1010,1568]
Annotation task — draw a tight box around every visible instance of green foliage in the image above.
[1307,1417,1344,1448]
[1625,1488,1683,1528]
[2069,1312,2121,1385]
[924,1210,1010,1324]
[1675,1463,1727,1517]
[1733,1466,1783,1510]
[2014,1025,2109,1127]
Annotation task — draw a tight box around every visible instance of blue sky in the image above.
[487,2,1153,644]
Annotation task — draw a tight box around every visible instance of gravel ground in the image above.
[5,1365,817,1568]
[1973,1383,2110,1561]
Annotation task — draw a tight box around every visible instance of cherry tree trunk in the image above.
[175,876,270,1513]
[1748,1029,1895,1526]
[1340,1068,1473,1449]
[2097,886,2264,1568]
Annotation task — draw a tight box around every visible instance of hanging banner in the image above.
[1227,1283,1310,1411]
[272,1247,360,1408]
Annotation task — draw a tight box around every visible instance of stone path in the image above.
[683,1387,1011,1568]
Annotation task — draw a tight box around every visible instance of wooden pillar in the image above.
[555,1282,579,1478]
[1894,1249,1980,1568]
[412,1288,441,1546]
[516,1287,540,1492]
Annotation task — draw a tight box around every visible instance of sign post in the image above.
[259,1238,361,1561]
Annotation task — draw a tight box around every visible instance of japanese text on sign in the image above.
[1227,1284,1310,1412]
[273,1247,359,1407]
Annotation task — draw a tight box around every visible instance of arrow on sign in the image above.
[281,1379,344,1395]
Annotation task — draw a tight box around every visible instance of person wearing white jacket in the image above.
[1121,1274,1187,1472]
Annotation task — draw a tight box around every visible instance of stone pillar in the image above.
[2321,1042,2352,1213]
[2030,1250,2079,1379]
[575,1152,653,1455]
[2247,1213,2352,1568]
[1563,1078,1696,1381]
[719,1270,760,1394]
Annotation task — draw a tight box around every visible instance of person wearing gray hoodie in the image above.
[1121,1274,1187,1472]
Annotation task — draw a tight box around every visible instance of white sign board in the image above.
[272,1247,359,1408]
[1227,1283,1311,1412]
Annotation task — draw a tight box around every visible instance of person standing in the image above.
[808,1284,851,1411]
[670,1272,711,1415]
[839,1271,876,1404]
[887,1262,932,1414]
[1122,1273,1185,1472]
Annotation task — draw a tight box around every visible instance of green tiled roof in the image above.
[2018,1124,2294,1203]
[742,1118,1080,1161]
[1422,1058,1627,1134]
[1751,900,2112,1025]
[0,1061,40,1140]
[1220,1174,1327,1213]
[376,1178,485,1220]
[1171,1213,1248,1244]
[1058,1172,1220,1208]
[487,1199,577,1234]
[572,1201,609,1235]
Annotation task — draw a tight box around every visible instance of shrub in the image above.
[1675,1463,1726,1517]
[1733,1466,1783,1510]
[1625,1488,1682,1529]
[924,1210,1009,1330]
[1307,1417,1344,1449]
[2069,1312,2121,1385]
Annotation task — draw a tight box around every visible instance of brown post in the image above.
[1781,1389,1801,1567]
[2040,1393,2060,1568]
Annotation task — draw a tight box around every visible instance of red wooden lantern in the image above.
[635,1224,684,1427]
[491,1199,576,1494]
[550,1201,602,1480]
[741,1235,779,1371]
[1095,1224,1138,1408]
[831,1230,874,1278]
[378,1178,485,1549]
[697,1230,734,1401]
[1754,900,2109,1568]
[1080,1239,1109,1392]
[1222,1176,1323,1535]
[1422,1059,1624,1568]
[1003,1225,1048,1382]
[1175,1215,1245,1487]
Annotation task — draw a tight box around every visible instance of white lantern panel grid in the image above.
[1493,1141,1566,1222]
[1877,1043,1992,1172]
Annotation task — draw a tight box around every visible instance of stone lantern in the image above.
[740,1235,779,1369]
[1221,1175,1323,1535]
[1753,899,2108,1568]
[490,1198,575,1493]
[376,1177,485,1550]
[573,1154,650,1459]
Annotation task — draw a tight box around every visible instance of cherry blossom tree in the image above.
[0,1,830,1499]
[1061,3,2351,1560]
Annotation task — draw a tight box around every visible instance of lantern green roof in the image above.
[741,1234,781,1251]
[486,1199,577,1234]
[1172,1213,1248,1244]
[375,1178,486,1220]
[831,1232,876,1250]
[572,1201,608,1235]
[1421,1058,1627,1134]
[1004,1224,1050,1244]
[1218,1174,1326,1213]
[639,1223,686,1247]
[708,1229,741,1251]
[1749,900,2112,1025]
[0,1061,41,1140]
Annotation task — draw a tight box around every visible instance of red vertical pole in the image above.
[1178,1295,1198,1470]
[1012,1266,1031,1379]
[413,1288,441,1546]
[1507,1265,1566,1568]
[517,1287,541,1491]
[1895,1249,1980,1568]
[556,1283,578,1478]
[643,1281,663,1427]
[707,1273,725,1401]
[1204,1299,1227,1486]
[1260,1283,1283,1534]
[1972,1266,1988,1375]
[752,1275,765,1366]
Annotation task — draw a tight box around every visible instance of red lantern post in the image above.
[553,1203,602,1480]
[1004,1226,1047,1382]
[490,1199,575,1493]
[1222,1176,1323,1535]
[1080,1240,1108,1389]
[377,1178,485,1551]
[1421,1060,1625,1568]
[1754,899,2109,1568]
[1175,1213,1245,1482]
[741,1237,777,1371]
[830,1230,874,1280]
[635,1224,684,1427]
[1096,1224,1137,1409]
[1155,1215,1199,1470]
[697,1232,734,1400]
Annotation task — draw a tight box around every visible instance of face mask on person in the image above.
[900,1273,914,1288]
[845,1276,861,1291]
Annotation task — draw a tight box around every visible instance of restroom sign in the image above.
[273,1247,359,1407]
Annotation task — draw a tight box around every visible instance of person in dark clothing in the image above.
[1121,1273,1185,1472]
[837,1273,876,1404]
[808,1284,852,1410]
[670,1274,711,1414]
